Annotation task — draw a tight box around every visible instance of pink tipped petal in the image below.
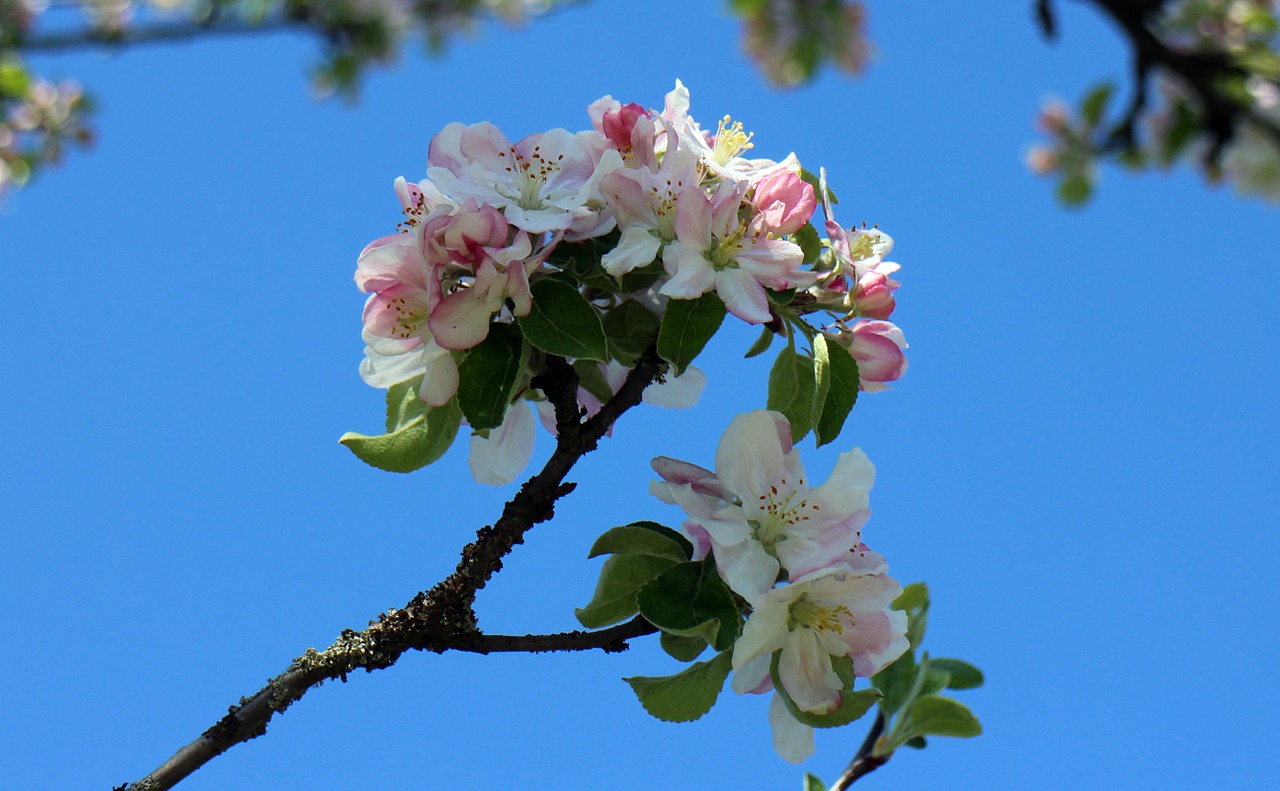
[429,288,494,350]
[730,654,774,696]
[779,629,844,714]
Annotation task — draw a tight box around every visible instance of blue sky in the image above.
[3,1,1278,789]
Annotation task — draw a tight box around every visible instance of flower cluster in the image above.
[351,81,910,484]
[651,410,908,763]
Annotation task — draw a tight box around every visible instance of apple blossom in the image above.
[730,556,908,763]
[661,182,812,324]
[748,167,816,236]
[427,121,620,236]
[651,410,874,599]
[354,234,459,406]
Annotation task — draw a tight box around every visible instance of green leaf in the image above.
[893,582,930,649]
[800,167,837,205]
[1080,81,1114,128]
[922,666,952,697]
[572,359,614,403]
[810,333,832,438]
[771,653,882,728]
[617,258,666,294]
[792,223,823,264]
[517,278,608,361]
[904,735,928,750]
[625,650,732,723]
[929,658,985,690]
[587,522,692,562]
[832,654,857,690]
[766,287,797,306]
[636,560,741,652]
[767,345,815,441]
[659,631,708,662]
[1057,172,1092,206]
[601,299,661,367]
[872,649,916,716]
[340,380,463,473]
[575,554,681,629]
[455,322,525,430]
[744,325,776,359]
[550,236,617,293]
[905,696,982,739]
[0,61,30,97]
[814,339,859,447]
[803,774,826,791]
[657,291,726,376]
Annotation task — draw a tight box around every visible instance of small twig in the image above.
[831,711,889,790]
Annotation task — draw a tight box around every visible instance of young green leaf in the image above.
[1080,81,1114,128]
[791,223,823,264]
[339,394,462,474]
[744,325,776,359]
[624,650,733,723]
[455,323,524,430]
[929,658,985,690]
[803,773,826,791]
[814,339,859,447]
[811,332,832,436]
[768,344,816,441]
[575,554,682,629]
[872,649,916,717]
[517,278,608,361]
[657,291,727,375]
[904,696,983,739]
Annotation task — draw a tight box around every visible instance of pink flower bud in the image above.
[849,270,897,319]
[601,102,649,151]
[422,200,509,268]
[830,321,908,392]
[749,169,816,236]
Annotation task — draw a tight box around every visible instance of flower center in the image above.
[790,597,850,634]
[749,477,820,552]
[712,115,754,165]
[499,143,565,207]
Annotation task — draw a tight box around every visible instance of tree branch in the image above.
[1085,0,1280,163]
[116,345,669,791]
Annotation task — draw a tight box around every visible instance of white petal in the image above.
[468,401,536,486]
[716,411,786,508]
[769,693,816,764]
[642,366,706,408]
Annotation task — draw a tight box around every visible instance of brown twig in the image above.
[115,346,668,791]
[831,711,889,790]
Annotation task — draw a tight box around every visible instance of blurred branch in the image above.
[115,346,668,791]
[832,711,889,789]
[1084,0,1280,160]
